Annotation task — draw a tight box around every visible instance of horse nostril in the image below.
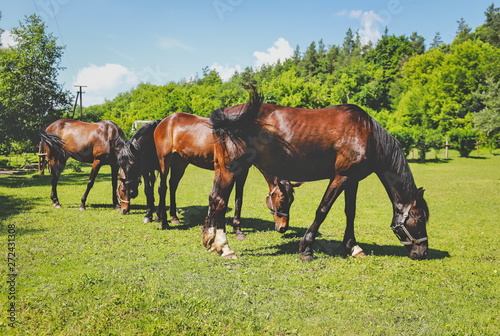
[277,226,288,233]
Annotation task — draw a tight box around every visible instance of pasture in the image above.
[0,151,498,335]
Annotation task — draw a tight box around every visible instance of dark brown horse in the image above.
[39,119,126,210]
[205,88,429,260]
[117,113,299,239]
[117,120,162,223]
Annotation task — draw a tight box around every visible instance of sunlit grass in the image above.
[0,150,498,335]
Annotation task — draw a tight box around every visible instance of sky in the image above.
[0,0,496,106]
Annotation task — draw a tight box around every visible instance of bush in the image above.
[390,128,414,157]
[448,129,478,157]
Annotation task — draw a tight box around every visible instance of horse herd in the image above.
[39,87,429,261]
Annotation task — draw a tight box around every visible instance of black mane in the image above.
[370,118,417,204]
[118,120,161,168]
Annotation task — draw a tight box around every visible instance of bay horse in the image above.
[205,87,429,260]
[39,119,126,210]
[117,113,299,239]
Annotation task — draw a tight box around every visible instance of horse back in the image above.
[45,119,124,163]
[154,113,215,170]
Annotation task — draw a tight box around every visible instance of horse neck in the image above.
[377,162,417,209]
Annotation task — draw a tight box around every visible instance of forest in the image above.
[1,4,499,160]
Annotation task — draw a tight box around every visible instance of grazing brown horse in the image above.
[205,88,429,260]
[39,119,126,210]
[146,112,299,238]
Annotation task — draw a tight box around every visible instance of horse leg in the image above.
[342,182,366,258]
[49,159,65,208]
[299,175,348,261]
[168,158,188,225]
[111,163,120,210]
[157,155,172,229]
[79,160,102,210]
[143,170,156,223]
[232,167,249,240]
[203,146,237,259]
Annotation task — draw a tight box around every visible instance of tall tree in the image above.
[0,14,71,148]
[475,3,500,47]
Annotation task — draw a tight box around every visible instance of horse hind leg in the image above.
[168,159,187,226]
[49,160,65,208]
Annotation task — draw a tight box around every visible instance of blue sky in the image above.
[0,0,495,106]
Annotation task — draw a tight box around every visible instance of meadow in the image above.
[0,150,498,335]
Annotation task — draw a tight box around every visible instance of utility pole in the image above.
[73,85,87,119]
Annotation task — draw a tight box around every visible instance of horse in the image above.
[117,112,299,239]
[39,119,126,210]
[205,87,429,260]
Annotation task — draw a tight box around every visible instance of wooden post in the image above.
[445,137,449,159]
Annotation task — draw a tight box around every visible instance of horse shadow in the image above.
[242,226,450,260]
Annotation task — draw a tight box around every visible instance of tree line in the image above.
[1,5,499,160]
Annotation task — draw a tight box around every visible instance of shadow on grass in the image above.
[0,171,116,189]
[0,193,46,236]
[243,226,450,260]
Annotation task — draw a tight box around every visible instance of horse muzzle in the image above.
[407,241,428,260]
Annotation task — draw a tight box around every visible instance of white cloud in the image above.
[73,64,140,106]
[358,10,386,45]
[253,37,294,67]
[158,37,191,51]
[210,62,242,82]
[0,30,17,48]
[337,10,387,45]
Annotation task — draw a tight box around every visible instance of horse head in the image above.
[117,138,142,214]
[391,188,429,260]
[266,178,303,233]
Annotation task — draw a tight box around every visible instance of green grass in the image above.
[0,150,498,335]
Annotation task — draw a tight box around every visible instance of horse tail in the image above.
[39,130,69,159]
[210,85,264,150]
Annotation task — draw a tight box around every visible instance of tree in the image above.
[473,77,500,148]
[430,32,444,49]
[475,3,500,47]
[0,14,71,149]
[454,18,472,44]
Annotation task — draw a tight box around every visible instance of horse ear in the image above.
[291,182,304,188]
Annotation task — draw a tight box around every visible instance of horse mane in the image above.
[118,120,161,168]
[369,117,418,204]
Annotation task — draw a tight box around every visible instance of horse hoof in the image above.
[143,217,152,224]
[222,253,238,260]
[52,204,62,209]
[235,232,246,240]
[300,254,315,262]
[170,218,181,225]
[161,223,170,230]
[79,206,86,211]
[351,245,366,258]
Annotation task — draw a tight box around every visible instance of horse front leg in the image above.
[111,164,120,210]
[143,170,156,223]
[79,160,102,210]
[299,176,347,261]
[342,182,366,258]
[232,167,249,240]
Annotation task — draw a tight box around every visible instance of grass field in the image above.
[0,150,498,335]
